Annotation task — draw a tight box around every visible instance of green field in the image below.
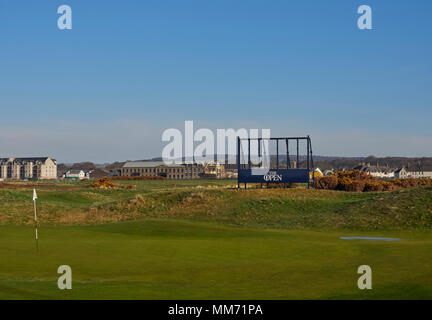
[0,180,431,299]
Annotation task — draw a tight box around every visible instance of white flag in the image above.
[33,189,37,201]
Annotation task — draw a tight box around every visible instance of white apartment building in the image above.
[0,157,57,180]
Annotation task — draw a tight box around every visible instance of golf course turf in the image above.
[0,180,431,299]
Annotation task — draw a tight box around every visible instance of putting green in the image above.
[0,219,431,299]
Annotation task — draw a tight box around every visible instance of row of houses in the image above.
[60,168,113,180]
[0,156,110,181]
[0,156,230,181]
[2,156,431,181]
[62,170,91,180]
[323,162,432,179]
[394,166,432,179]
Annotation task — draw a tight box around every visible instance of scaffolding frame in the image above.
[237,136,314,189]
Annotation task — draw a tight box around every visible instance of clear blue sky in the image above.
[1,0,431,162]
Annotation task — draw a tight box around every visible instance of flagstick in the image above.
[33,189,39,252]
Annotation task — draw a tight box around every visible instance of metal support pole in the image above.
[309,136,314,188]
[307,136,310,189]
[258,138,261,168]
[238,139,240,187]
[276,139,279,169]
[33,200,39,252]
[248,138,251,169]
[296,139,299,168]
[309,136,314,169]
[286,139,289,168]
[258,138,261,157]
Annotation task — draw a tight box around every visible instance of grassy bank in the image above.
[1,180,431,231]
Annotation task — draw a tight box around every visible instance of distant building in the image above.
[89,168,110,179]
[61,168,109,180]
[201,162,225,179]
[394,165,432,179]
[352,162,395,178]
[121,161,205,179]
[63,169,90,180]
[109,168,122,177]
[394,167,408,179]
[0,157,57,180]
[323,169,334,176]
[224,169,238,179]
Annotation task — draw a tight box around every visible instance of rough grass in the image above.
[1,180,431,231]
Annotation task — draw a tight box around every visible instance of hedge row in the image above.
[314,170,432,192]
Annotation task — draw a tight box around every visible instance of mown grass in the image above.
[0,180,431,299]
[0,220,431,299]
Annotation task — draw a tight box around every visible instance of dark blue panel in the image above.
[238,169,310,183]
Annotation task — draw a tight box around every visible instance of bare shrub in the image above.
[314,176,338,190]
[91,177,118,189]
[364,181,384,192]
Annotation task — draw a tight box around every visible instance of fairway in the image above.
[1,219,431,299]
[0,180,431,299]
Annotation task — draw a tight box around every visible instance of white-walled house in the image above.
[394,167,408,179]
[63,170,91,180]
[394,166,432,179]
[352,163,395,178]
[323,169,334,176]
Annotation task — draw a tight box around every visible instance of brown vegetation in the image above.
[314,170,432,192]
[90,177,138,189]
[0,182,73,189]
[91,177,119,189]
